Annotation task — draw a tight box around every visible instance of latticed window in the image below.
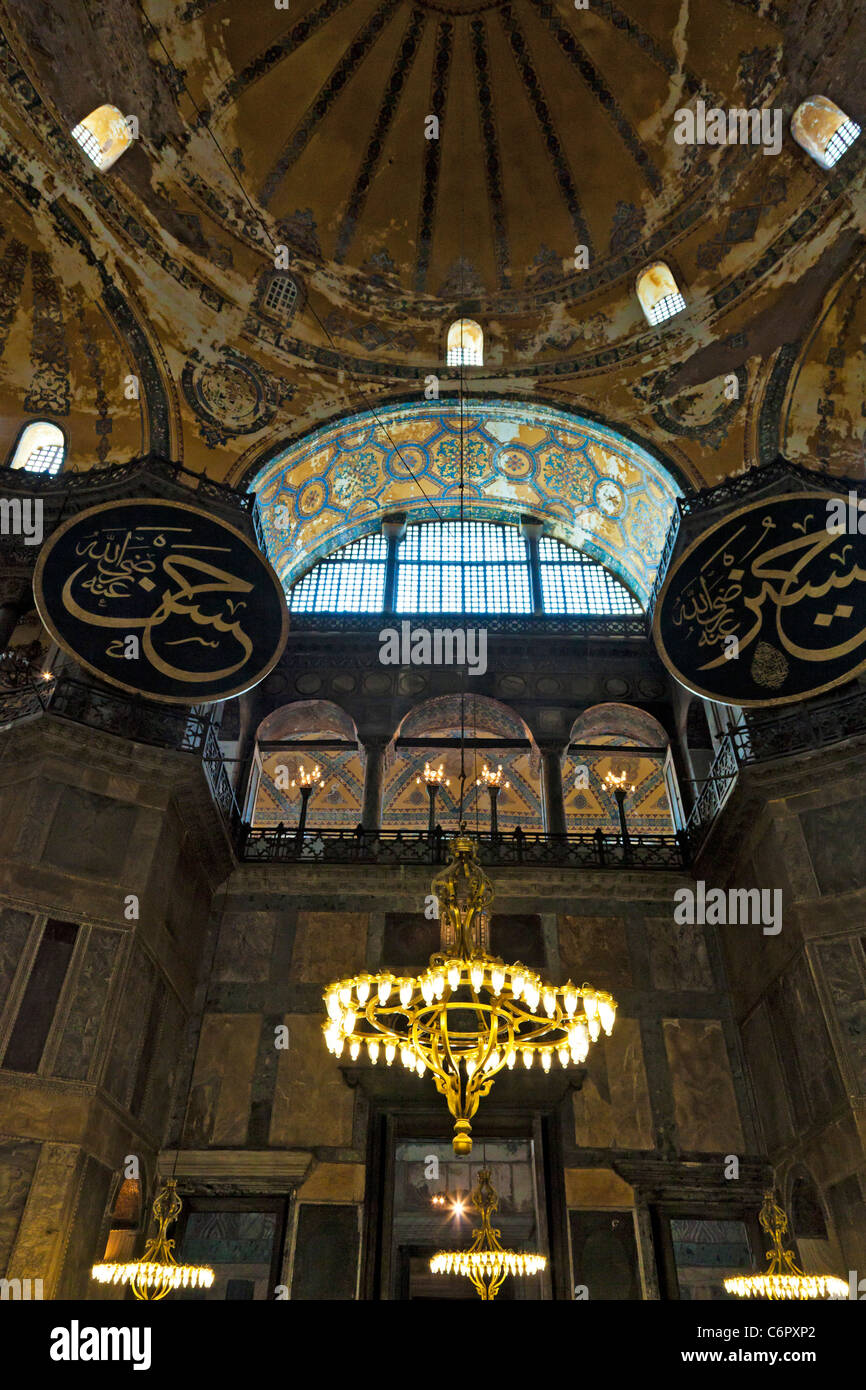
[792,96,861,170]
[289,532,386,612]
[70,104,131,172]
[396,521,529,613]
[446,318,483,366]
[636,263,686,326]
[262,274,299,322]
[539,537,642,615]
[10,421,65,475]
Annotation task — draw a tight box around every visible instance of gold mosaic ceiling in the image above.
[0,0,863,491]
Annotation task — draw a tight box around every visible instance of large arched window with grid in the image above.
[539,536,643,615]
[287,520,642,617]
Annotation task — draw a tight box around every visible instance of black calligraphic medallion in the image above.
[653,491,866,707]
[33,499,289,704]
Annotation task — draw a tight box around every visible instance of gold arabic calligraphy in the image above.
[62,524,254,684]
[671,501,866,671]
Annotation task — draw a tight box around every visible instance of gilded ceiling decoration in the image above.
[253,398,679,602]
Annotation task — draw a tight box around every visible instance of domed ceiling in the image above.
[0,0,863,498]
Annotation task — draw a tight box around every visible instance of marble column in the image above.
[540,741,567,837]
[361,735,388,831]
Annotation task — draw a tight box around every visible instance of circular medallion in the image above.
[33,499,289,705]
[653,491,866,706]
[297,480,327,517]
[498,447,535,480]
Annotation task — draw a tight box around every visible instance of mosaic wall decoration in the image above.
[253,400,680,605]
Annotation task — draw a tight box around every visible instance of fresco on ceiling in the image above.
[253,401,680,604]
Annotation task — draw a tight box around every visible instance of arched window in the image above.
[636,263,686,326]
[71,104,132,172]
[791,96,861,169]
[446,318,483,367]
[287,519,642,616]
[261,273,299,324]
[396,521,529,613]
[9,421,65,475]
[289,532,387,612]
[539,537,642,615]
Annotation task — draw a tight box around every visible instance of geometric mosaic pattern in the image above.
[253,399,680,604]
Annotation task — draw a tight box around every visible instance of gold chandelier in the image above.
[322,828,617,1154]
[430,1168,546,1300]
[91,1178,214,1300]
[724,1192,847,1301]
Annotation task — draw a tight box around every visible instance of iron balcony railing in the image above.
[238,824,689,869]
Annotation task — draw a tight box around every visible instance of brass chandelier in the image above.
[91,1178,214,1300]
[430,1168,546,1300]
[322,828,617,1154]
[723,1192,847,1301]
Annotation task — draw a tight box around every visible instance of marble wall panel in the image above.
[270,1013,355,1149]
[572,1017,654,1150]
[740,1001,794,1151]
[663,1019,745,1152]
[188,1013,262,1147]
[767,955,844,1130]
[53,927,123,1082]
[213,911,277,983]
[0,1139,40,1273]
[646,917,713,991]
[800,796,866,895]
[41,787,136,878]
[103,946,155,1111]
[0,907,33,1008]
[291,911,368,985]
[558,915,632,992]
[815,939,866,1092]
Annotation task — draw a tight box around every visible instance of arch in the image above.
[9,420,65,474]
[71,104,133,172]
[636,262,686,326]
[446,318,483,366]
[386,693,542,833]
[251,699,360,829]
[791,96,860,170]
[251,398,681,607]
[566,702,675,836]
[569,702,669,747]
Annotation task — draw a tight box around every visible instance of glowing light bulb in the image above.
[512,972,525,999]
[377,979,392,1005]
[558,1045,570,1067]
[368,1040,380,1064]
[416,1058,426,1077]
[598,999,616,1035]
[541,1050,552,1072]
[506,1048,517,1069]
[525,982,540,1012]
[491,967,505,995]
[447,961,461,990]
[542,989,556,1017]
[385,1042,396,1065]
[334,1036,345,1058]
[487,1049,500,1071]
[356,980,370,1005]
[399,979,413,1007]
[343,1009,356,1034]
[421,978,434,1005]
[349,1039,361,1061]
[588,1017,600,1042]
[470,964,484,992]
[433,972,446,998]
[465,1056,478,1078]
[326,992,341,1021]
[582,991,598,1020]
[339,985,352,1006]
[563,984,578,1016]
[522,1049,533,1069]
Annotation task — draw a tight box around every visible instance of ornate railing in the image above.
[685,685,866,851]
[0,673,210,752]
[239,824,688,869]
